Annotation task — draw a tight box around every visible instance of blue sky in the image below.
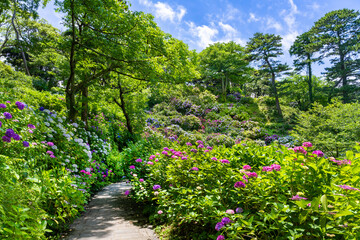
[38,0,360,76]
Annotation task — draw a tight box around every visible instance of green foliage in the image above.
[310,9,360,102]
[198,41,252,98]
[292,101,360,156]
[128,141,360,239]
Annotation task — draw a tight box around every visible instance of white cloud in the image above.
[219,22,236,34]
[177,6,186,21]
[282,31,299,51]
[188,22,218,49]
[266,17,283,31]
[289,0,299,14]
[139,0,186,22]
[248,13,260,22]
[282,0,299,29]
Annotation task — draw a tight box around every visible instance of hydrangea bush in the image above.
[126,141,360,239]
[0,98,122,239]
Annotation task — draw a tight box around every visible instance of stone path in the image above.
[65,182,158,240]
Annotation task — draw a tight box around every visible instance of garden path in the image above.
[65,182,158,240]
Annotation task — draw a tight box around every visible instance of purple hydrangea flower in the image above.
[235,207,243,213]
[0,121,2,128]
[15,102,25,110]
[215,222,224,231]
[124,190,130,196]
[4,112,12,119]
[217,235,225,240]
[5,129,15,138]
[12,134,20,141]
[0,104,6,108]
[221,217,232,225]
[153,185,161,190]
[198,144,205,148]
[39,107,45,111]
[2,136,11,142]
[27,124,36,129]
[190,149,198,153]
[234,181,246,188]
[186,142,192,146]
[23,141,29,147]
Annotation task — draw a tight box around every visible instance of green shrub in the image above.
[128,142,360,239]
[292,101,360,156]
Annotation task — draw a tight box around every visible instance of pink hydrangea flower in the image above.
[147,161,154,165]
[221,159,230,164]
[290,195,307,200]
[302,142,313,147]
[294,146,307,154]
[157,210,163,214]
[246,172,258,178]
[135,158,142,162]
[225,209,235,214]
[129,165,135,169]
[312,150,324,157]
[243,165,251,170]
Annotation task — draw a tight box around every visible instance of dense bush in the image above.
[128,141,360,239]
[0,97,123,238]
[292,101,360,157]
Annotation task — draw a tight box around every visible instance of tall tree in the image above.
[56,0,198,126]
[290,31,322,104]
[246,33,289,118]
[199,41,252,99]
[310,9,360,103]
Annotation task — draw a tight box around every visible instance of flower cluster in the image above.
[262,164,281,172]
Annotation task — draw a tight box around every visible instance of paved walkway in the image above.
[65,182,158,240]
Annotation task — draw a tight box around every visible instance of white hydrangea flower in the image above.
[72,164,78,168]
[72,123,78,128]
[51,145,57,150]
[65,159,70,163]
[44,122,50,127]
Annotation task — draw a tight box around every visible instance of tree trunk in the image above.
[271,73,283,118]
[0,26,11,53]
[66,0,77,122]
[307,55,313,104]
[11,0,30,76]
[81,85,89,129]
[265,58,283,119]
[337,32,348,103]
[114,79,133,135]
[339,52,348,103]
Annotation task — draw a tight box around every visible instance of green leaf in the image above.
[334,210,353,218]
[320,195,328,212]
